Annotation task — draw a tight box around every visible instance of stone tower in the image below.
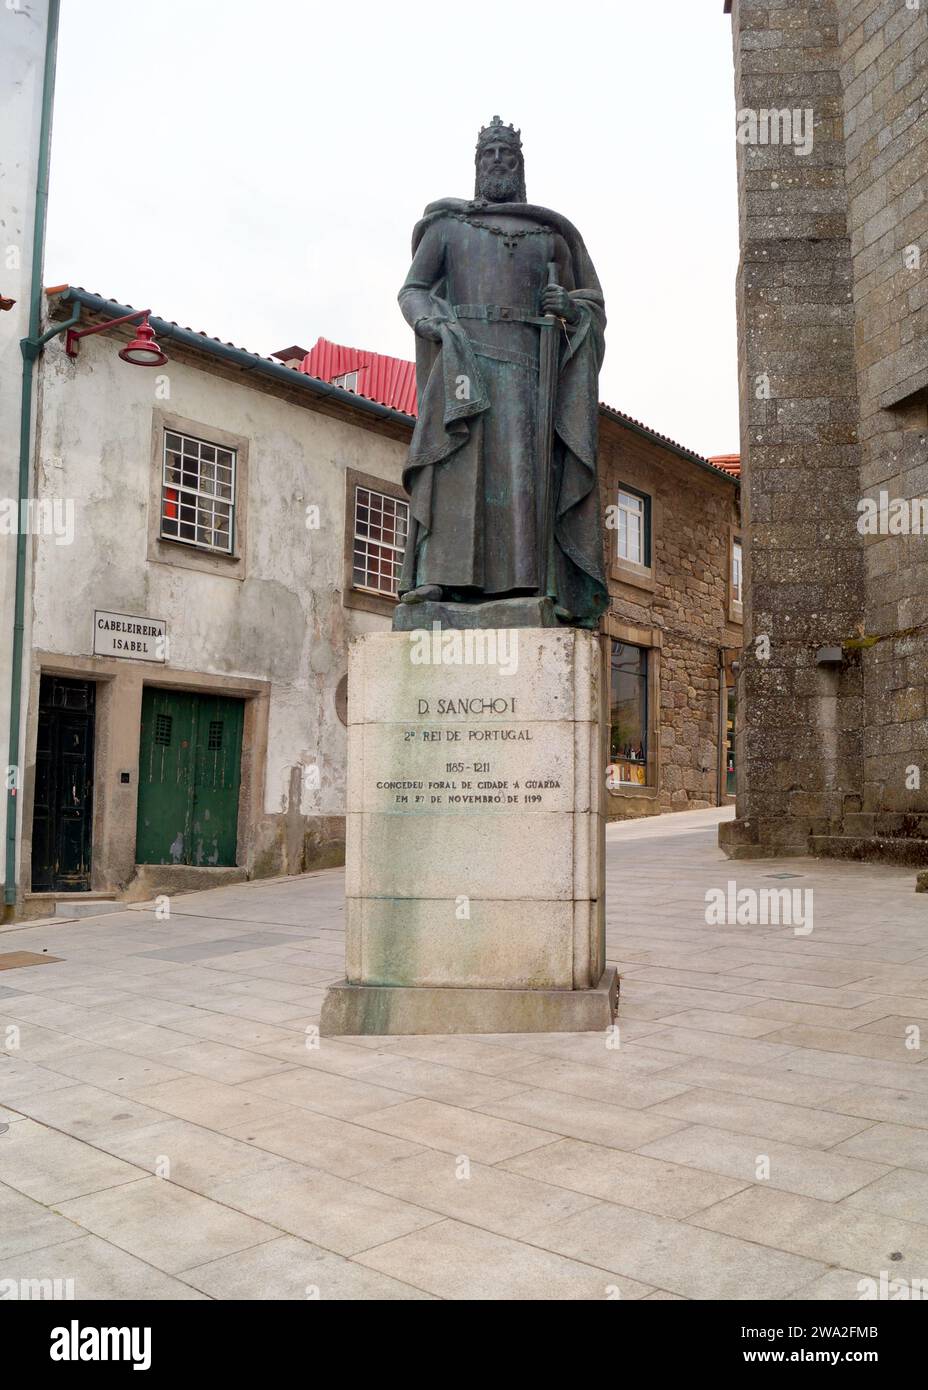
[721,0,928,866]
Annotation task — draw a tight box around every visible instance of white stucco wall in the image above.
[0,0,52,895]
[30,326,408,839]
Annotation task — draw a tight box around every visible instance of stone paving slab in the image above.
[0,1232,208,1300]
[179,1234,436,1300]
[55,1177,279,1275]
[1,806,927,1299]
[353,1218,654,1300]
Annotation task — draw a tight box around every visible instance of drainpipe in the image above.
[5,0,61,907]
[717,646,727,808]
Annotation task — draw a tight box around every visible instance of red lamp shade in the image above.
[118,317,167,367]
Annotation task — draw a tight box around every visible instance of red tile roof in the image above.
[708,454,741,477]
[295,337,418,417]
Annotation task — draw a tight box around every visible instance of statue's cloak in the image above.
[401,198,608,625]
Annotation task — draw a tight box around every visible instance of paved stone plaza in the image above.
[1,807,927,1301]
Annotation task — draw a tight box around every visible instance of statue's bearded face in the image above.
[475,140,524,202]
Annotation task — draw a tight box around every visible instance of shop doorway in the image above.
[136,688,244,866]
[31,675,96,892]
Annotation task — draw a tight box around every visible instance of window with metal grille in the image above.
[352,485,409,598]
[154,714,172,746]
[207,720,223,750]
[161,430,235,554]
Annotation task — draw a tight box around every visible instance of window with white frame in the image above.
[617,486,650,566]
[352,485,409,597]
[732,537,743,605]
[333,370,359,393]
[161,430,235,554]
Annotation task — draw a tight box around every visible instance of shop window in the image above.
[609,641,648,785]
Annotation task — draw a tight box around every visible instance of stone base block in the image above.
[718,816,810,859]
[392,595,559,631]
[320,966,619,1036]
[811,834,928,868]
[338,627,607,1033]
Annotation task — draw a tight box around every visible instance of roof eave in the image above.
[54,289,416,430]
[53,290,736,486]
[598,405,739,485]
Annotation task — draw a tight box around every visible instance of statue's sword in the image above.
[536,262,560,601]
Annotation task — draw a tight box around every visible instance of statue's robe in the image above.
[397,198,608,626]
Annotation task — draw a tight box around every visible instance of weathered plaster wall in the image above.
[27,329,407,887]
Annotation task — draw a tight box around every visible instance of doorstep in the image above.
[11,890,120,925]
[124,863,248,901]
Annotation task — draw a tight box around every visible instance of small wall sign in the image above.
[93,610,167,662]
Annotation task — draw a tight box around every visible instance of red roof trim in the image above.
[296,337,418,416]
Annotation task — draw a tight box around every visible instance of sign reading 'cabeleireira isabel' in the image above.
[93,610,167,662]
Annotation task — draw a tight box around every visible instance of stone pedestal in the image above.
[320,627,617,1035]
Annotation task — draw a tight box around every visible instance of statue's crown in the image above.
[476,116,522,152]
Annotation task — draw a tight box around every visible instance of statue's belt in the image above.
[453,304,551,327]
[469,340,538,372]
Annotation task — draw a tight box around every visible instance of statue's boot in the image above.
[400,584,443,604]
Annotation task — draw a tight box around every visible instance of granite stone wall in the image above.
[599,417,743,819]
[722,0,928,862]
[841,0,928,841]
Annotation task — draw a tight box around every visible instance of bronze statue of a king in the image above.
[395,117,608,630]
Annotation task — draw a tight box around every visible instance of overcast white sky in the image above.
[45,0,739,457]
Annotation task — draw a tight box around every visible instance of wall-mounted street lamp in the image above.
[65,308,168,367]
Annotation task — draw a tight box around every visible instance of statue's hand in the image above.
[541,285,581,324]
[414,315,446,343]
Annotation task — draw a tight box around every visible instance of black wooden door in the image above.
[31,676,95,892]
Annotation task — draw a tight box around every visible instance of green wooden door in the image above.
[136,689,194,866]
[189,694,245,866]
[136,689,243,866]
